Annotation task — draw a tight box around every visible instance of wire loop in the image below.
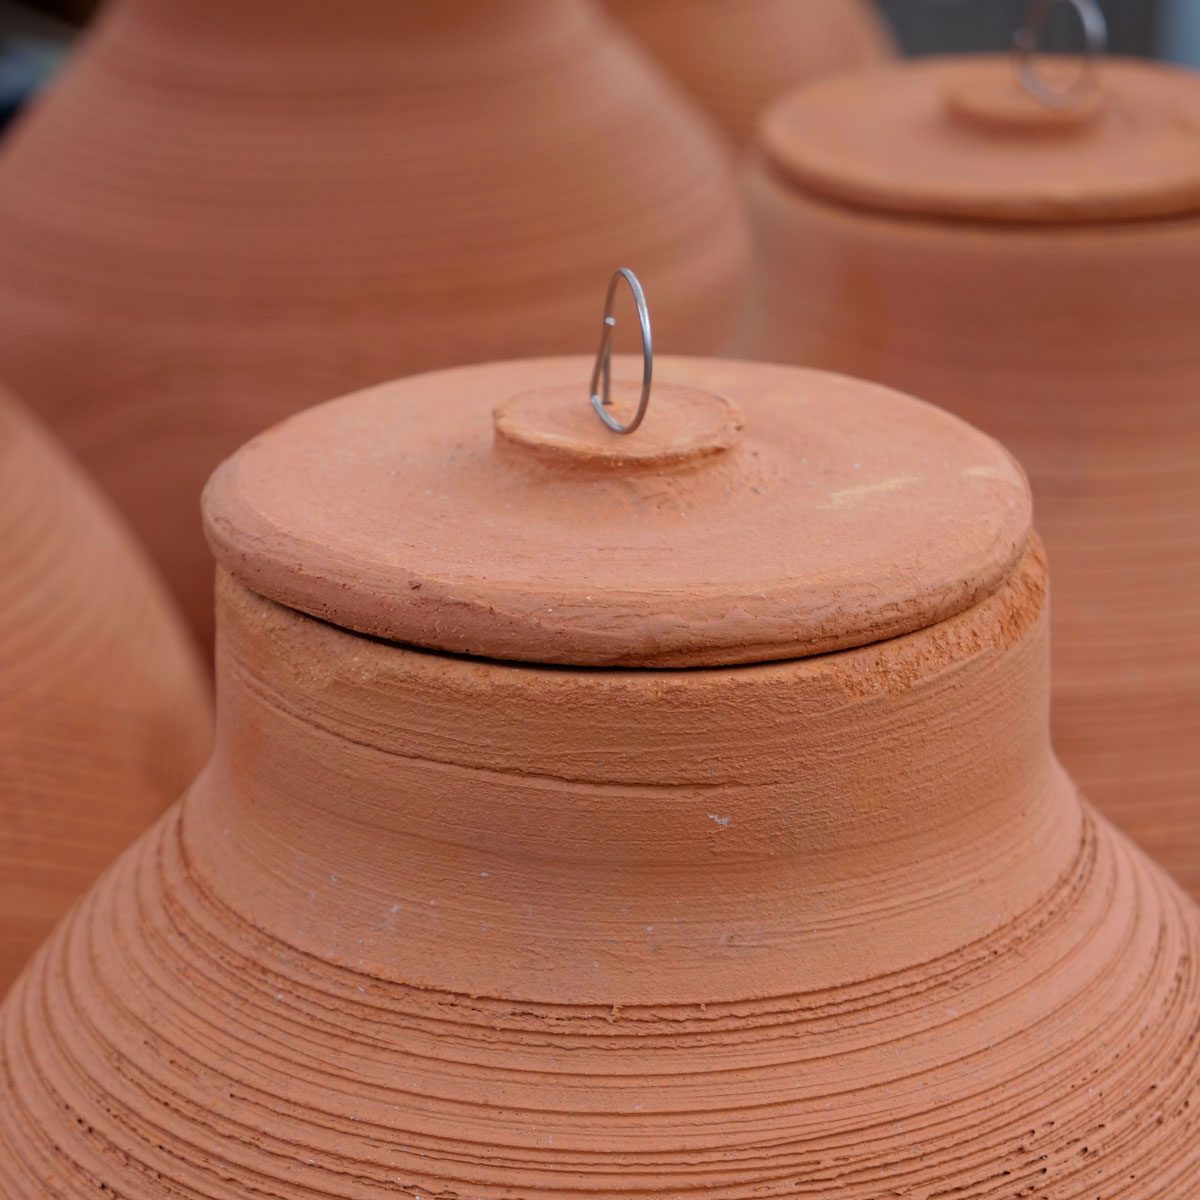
[1013,0,1108,109]
[589,268,653,436]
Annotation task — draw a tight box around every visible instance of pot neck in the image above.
[187,545,1079,1005]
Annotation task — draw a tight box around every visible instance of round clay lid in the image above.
[761,55,1200,223]
[204,356,1031,667]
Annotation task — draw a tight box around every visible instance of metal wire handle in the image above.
[1013,0,1107,109]
[589,268,653,435]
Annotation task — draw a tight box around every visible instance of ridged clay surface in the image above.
[1,547,1199,1196]
[0,0,748,647]
[0,387,211,994]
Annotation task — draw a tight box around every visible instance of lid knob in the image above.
[495,267,742,468]
[944,0,1108,136]
[494,381,742,469]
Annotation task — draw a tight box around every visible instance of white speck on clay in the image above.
[964,464,1010,479]
[827,476,918,507]
[708,814,731,828]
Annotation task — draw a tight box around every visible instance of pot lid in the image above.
[204,355,1031,667]
[760,55,1200,223]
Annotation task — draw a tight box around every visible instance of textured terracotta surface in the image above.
[205,357,1031,666]
[1,357,1198,1197]
[605,0,893,148]
[740,55,1200,900]
[0,387,210,995]
[0,0,748,648]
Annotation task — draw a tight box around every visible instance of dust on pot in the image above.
[1,340,1197,1196]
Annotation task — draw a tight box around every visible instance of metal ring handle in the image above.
[589,268,653,436]
[1013,0,1107,109]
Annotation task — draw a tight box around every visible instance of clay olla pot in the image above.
[0,0,748,648]
[739,55,1200,900]
[1,356,1198,1197]
[605,0,894,149]
[0,386,210,994]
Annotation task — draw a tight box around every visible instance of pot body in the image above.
[1,551,1198,1196]
[0,389,210,994]
[740,164,1200,899]
[0,0,747,647]
[605,0,893,148]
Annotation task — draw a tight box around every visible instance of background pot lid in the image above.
[760,55,1200,224]
[204,356,1031,667]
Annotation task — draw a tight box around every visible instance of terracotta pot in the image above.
[0,385,210,995]
[1,355,1197,1197]
[0,0,748,649]
[605,0,894,148]
[739,55,1200,900]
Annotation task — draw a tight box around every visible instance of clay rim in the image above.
[759,55,1200,225]
[203,356,1033,668]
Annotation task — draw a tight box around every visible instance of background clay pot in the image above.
[0,0,748,648]
[0,385,210,995]
[1,357,1197,1197]
[739,56,1200,900]
[604,0,894,148]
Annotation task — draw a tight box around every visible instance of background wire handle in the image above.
[589,267,654,435]
[1013,0,1108,109]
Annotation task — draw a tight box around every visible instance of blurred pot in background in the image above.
[0,0,747,647]
[739,51,1200,896]
[606,0,894,148]
[0,384,210,994]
